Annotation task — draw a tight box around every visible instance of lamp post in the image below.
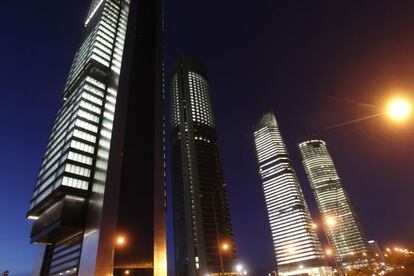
[112,234,127,276]
[313,218,342,275]
[211,183,227,275]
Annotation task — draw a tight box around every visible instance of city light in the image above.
[326,217,337,227]
[116,235,126,246]
[124,270,130,275]
[286,245,296,254]
[236,264,243,273]
[221,242,230,251]
[326,248,333,256]
[311,223,318,229]
[386,97,411,122]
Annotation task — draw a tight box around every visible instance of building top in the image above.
[298,139,326,148]
[254,112,278,131]
[171,56,208,80]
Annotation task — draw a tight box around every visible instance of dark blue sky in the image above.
[1,0,414,275]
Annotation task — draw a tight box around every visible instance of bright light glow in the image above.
[124,270,130,275]
[326,249,333,256]
[298,265,304,269]
[116,235,126,246]
[326,217,337,227]
[386,98,411,122]
[311,223,318,229]
[236,264,243,272]
[221,242,230,251]
[28,215,39,220]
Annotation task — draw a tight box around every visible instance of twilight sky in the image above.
[1,0,414,275]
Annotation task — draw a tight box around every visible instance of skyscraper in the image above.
[253,113,332,276]
[299,140,372,269]
[170,57,237,276]
[26,0,167,275]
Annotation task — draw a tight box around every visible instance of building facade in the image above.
[368,240,386,264]
[170,57,237,276]
[26,0,167,275]
[299,140,372,270]
[253,113,331,276]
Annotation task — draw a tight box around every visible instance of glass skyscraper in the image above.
[170,57,237,276]
[26,0,167,275]
[253,113,332,276]
[299,140,372,270]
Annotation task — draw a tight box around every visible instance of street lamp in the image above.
[211,183,228,275]
[313,218,342,273]
[326,216,337,227]
[386,97,412,122]
[326,248,333,256]
[112,234,127,275]
[221,242,230,251]
[116,235,126,246]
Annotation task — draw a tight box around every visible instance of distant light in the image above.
[386,98,411,122]
[326,249,333,256]
[326,217,337,227]
[28,216,39,220]
[124,270,130,275]
[311,223,318,229]
[236,264,243,272]
[298,265,304,269]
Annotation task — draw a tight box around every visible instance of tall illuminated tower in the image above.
[170,57,237,276]
[299,140,372,269]
[253,113,332,276]
[26,0,167,275]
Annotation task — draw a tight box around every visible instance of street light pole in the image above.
[112,235,126,276]
[212,183,226,275]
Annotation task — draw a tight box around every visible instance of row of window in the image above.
[62,176,89,190]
